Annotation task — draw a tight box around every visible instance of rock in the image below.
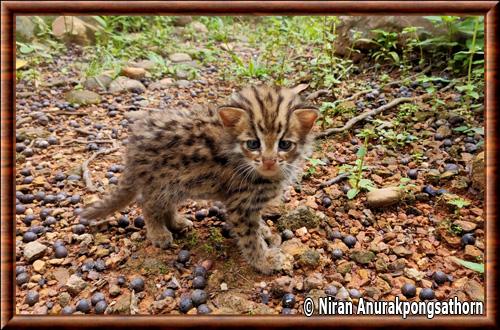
[169,52,192,63]
[66,90,101,105]
[270,276,296,297]
[453,220,477,232]
[52,268,70,286]
[304,273,324,291]
[350,250,376,264]
[213,292,274,314]
[464,245,483,261]
[298,249,321,268]
[109,284,121,297]
[471,152,485,194]
[65,274,87,296]
[109,76,146,94]
[334,16,448,57]
[16,16,36,42]
[33,260,46,273]
[404,268,425,281]
[392,246,412,257]
[52,16,100,46]
[437,125,452,138]
[95,247,110,258]
[176,80,192,88]
[172,16,193,26]
[336,262,354,275]
[58,292,71,307]
[366,187,401,208]
[148,78,174,90]
[463,280,484,301]
[388,259,406,271]
[106,293,131,314]
[129,59,156,70]
[280,238,308,258]
[295,227,308,237]
[149,297,176,314]
[336,286,351,301]
[83,74,113,91]
[121,67,147,80]
[24,241,47,262]
[190,21,208,34]
[375,259,388,272]
[276,206,321,231]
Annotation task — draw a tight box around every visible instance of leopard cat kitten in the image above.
[81,84,319,274]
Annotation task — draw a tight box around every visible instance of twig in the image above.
[82,147,120,192]
[382,65,432,88]
[316,81,456,139]
[45,109,88,116]
[306,89,330,101]
[63,139,115,146]
[75,128,95,136]
[319,173,350,188]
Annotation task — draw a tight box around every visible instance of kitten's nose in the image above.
[262,158,277,170]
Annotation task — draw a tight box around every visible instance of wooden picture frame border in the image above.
[1,1,498,328]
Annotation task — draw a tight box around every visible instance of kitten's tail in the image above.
[80,174,137,220]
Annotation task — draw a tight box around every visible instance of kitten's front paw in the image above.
[264,233,282,248]
[253,248,293,274]
[147,228,173,249]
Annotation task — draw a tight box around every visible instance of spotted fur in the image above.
[81,85,318,274]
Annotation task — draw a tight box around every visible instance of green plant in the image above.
[452,257,484,273]
[447,197,471,209]
[305,158,326,177]
[340,129,377,199]
[363,29,400,66]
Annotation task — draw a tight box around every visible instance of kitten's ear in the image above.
[291,108,319,133]
[218,106,248,127]
[290,84,309,95]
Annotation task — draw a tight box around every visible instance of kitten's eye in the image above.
[278,140,293,151]
[246,139,260,150]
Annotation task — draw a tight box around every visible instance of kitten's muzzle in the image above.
[262,158,277,170]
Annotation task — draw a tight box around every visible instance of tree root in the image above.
[315,80,456,139]
[82,147,120,192]
[319,173,350,188]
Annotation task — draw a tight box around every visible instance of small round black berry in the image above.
[401,283,416,298]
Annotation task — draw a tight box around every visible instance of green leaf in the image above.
[358,178,374,189]
[347,188,359,199]
[356,146,367,158]
[452,257,484,273]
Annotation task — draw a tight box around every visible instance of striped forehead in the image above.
[232,85,300,135]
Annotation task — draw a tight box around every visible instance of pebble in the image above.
[191,289,208,306]
[95,300,108,314]
[25,290,39,306]
[61,306,74,315]
[76,299,91,313]
[282,293,295,308]
[419,288,435,300]
[177,250,191,263]
[401,283,416,298]
[91,292,106,305]
[281,229,294,241]
[23,241,47,262]
[130,277,145,292]
[343,235,357,248]
[197,304,212,314]
[179,296,194,313]
[17,272,30,285]
[192,276,207,289]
